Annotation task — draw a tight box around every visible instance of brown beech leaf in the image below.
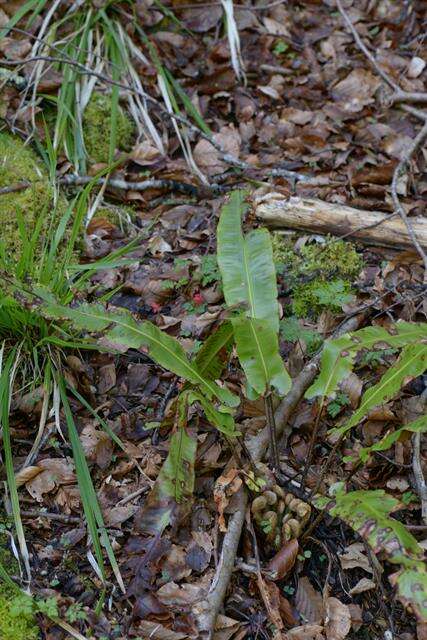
[287,624,325,639]
[331,69,381,113]
[267,538,299,581]
[338,543,373,574]
[134,621,187,640]
[80,423,113,469]
[349,577,376,595]
[25,458,75,502]
[295,577,324,624]
[213,468,242,532]
[325,598,351,640]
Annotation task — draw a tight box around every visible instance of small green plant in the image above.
[359,347,398,368]
[327,391,351,418]
[292,279,354,318]
[273,39,289,56]
[199,254,220,287]
[280,316,323,355]
[0,591,40,640]
[65,602,87,623]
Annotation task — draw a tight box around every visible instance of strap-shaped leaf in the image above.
[352,414,427,463]
[217,190,279,331]
[332,343,427,437]
[232,316,291,396]
[42,301,239,407]
[306,322,427,400]
[187,390,237,436]
[192,321,234,380]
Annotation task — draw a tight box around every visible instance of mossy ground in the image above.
[272,235,363,318]
[0,517,39,640]
[83,92,134,164]
[0,132,68,265]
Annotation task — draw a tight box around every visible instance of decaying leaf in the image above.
[325,598,351,640]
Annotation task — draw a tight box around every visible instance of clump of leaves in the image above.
[327,391,350,418]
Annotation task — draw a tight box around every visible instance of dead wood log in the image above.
[254,192,427,250]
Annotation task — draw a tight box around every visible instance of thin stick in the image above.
[412,431,427,525]
[391,119,427,282]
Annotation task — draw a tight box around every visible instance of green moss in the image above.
[0,133,68,265]
[83,93,134,163]
[0,590,40,640]
[292,278,354,318]
[0,517,39,640]
[272,235,363,318]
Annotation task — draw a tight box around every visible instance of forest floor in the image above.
[0,0,426,639]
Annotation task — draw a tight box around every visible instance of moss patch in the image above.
[0,517,39,640]
[0,589,40,640]
[0,133,68,265]
[273,235,363,318]
[83,93,134,163]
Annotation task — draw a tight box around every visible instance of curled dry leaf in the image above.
[214,468,242,532]
[25,458,75,502]
[349,577,376,595]
[325,598,351,640]
[286,624,325,640]
[267,538,299,581]
[133,620,187,640]
[156,581,205,608]
[15,465,42,487]
[295,577,324,625]
[80,423,113,469]
[338,543,373,574]
[340,372,363,409]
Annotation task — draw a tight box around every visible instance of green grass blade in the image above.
[57,377,125,592]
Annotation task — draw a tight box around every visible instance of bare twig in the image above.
[412,431,427,525]
[21,510,82,524]
[334,0,427,121]
[391,119,427,282]
[59,174,223,197]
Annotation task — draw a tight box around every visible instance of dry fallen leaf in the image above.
[331,69,381,112]
[325,598,351,640]
[287,624,325,640]
[25,458,75,502]
[338,543,373,574]
[80,423,113,469]
[295,576,324,624]
[213,468,242,532]
[267,538,299,581]
[349,577,376,595]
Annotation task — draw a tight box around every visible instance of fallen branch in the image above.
[253,192,427,250]
[59,174,223,197]
[196,314,365,638]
